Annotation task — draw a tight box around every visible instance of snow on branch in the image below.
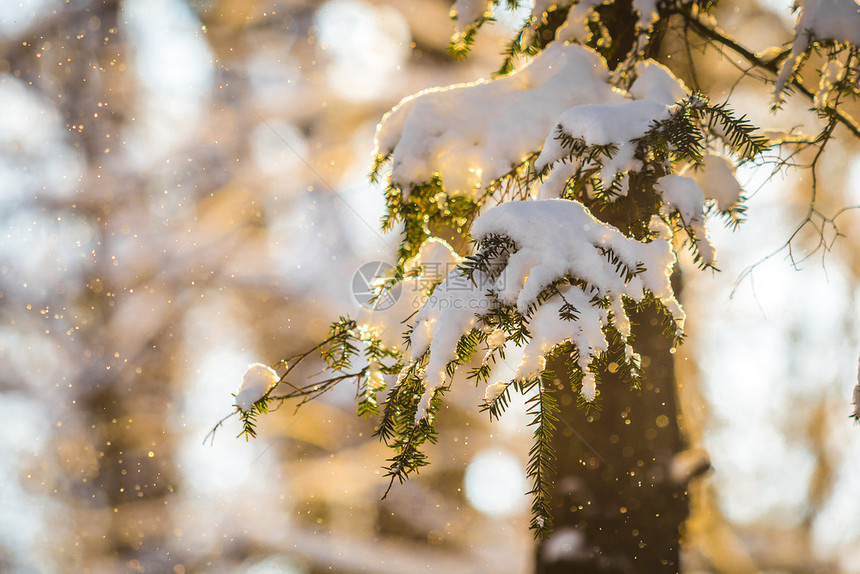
[471,199,681,322]
[408,199,683,407]
[687,154,744,213]
[773,0,860,104]
[535,60,688,190]
[534,63,758,266]
[374,42,616,198]
[378,56,761,412]
[654,174,716,266]
[410,267,493,419]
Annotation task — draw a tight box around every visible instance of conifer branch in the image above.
[526,377,558,538]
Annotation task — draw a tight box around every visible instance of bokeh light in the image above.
[464,448,529,517]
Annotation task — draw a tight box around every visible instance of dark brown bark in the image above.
[535,301,688,573]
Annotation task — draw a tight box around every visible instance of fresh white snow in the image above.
[471,199,682,320]
[375,42,617,197]
[536,60,688,193]
[654,174,715,265]
[473,199,682,399]
[536,99,672,189]
[235,363,280,412]
[410,267,493,419]
[374,29,747,409]
[629,60,689,106]
[401,199,686,406]
[686,154,744,212]
[517,284,611,401]
[774,0,860,103]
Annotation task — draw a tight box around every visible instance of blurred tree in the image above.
[0,0,534,571]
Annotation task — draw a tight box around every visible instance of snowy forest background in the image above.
[1,0,860,572]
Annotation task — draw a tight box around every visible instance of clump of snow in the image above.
[536,60,688,191]
[472,199,682,322]
[536,99,672,189]
[774,0,860,104]
[687,154,743,212]
[471,199,682,400]
[375,42,617,197]
[235,363,280,412]
[654,174,715,265]
[484,381,509,403]
[486,328,507,349]
[630,60,689,106]
[756,46,786,63]
[556,0,603,42]
[410,268,493,419]
[517,284,610,401]
[814,59,845,109]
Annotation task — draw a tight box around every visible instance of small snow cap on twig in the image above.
[235,363,280,412]
[483,381,509,404]
[486,329,506,350]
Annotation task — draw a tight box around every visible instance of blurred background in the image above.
[1,0,859,572]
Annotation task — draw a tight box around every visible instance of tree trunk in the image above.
[536,303,688,572]
[535,291,689,573]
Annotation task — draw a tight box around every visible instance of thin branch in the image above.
[681,14,860,139]
[732,117,843,295]
[269,369,367,411]
[203,411,239,446]
[260,319,358,403]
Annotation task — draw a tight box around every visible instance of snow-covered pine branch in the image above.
[773,0,860,106]
[342,23,774,530]
[374,42,615,200]
[368,36,767,425]
[405,198,680,417]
